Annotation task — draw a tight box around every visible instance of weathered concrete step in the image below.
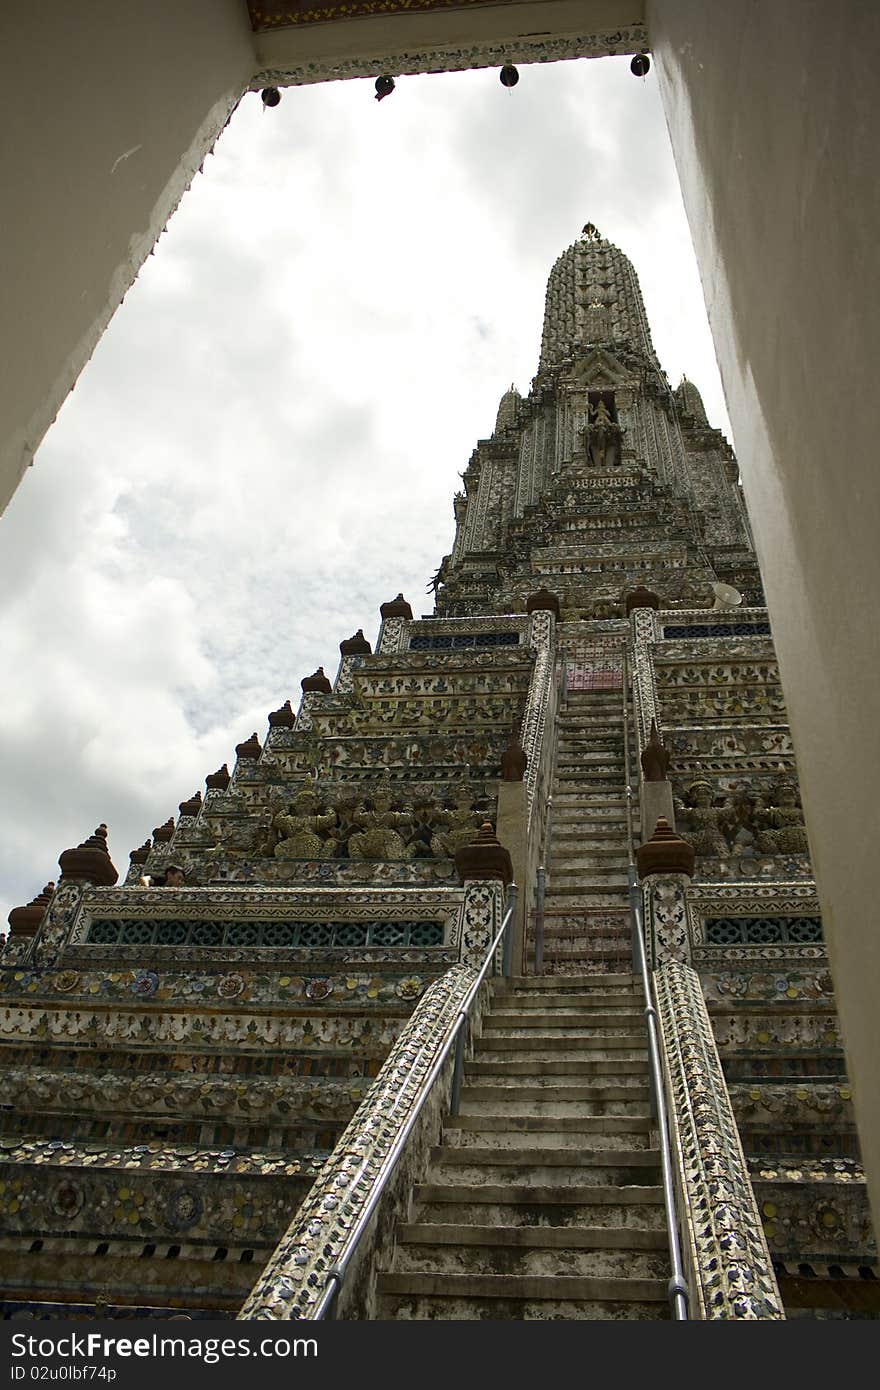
[552,832,627,848]
[412,1191,667,1231]
[459,1080,650,1102]
[376,1292,668,1319]
[485,1011,647,1028]
[551,840,627,856]
[397,1223,667,1251]
[390,1242,668,1280]
[431,1145,659,1168]
[447,1112,651,1134]
[492,989,641,1007]
[495,973,638,991]
[482,1025,644,1042]
[476,1033,647,1051]
[376,1273,667,1304]
[444,1123,652,1150]
[466,1058,649,1077]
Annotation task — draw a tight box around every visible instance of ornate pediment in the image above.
[567,347,631,389]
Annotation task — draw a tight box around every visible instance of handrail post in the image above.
[502,882,518,979]
[534,866,546,976]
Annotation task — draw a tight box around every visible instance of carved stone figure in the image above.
[676,780,736,856]
[757,779,810,855]
[348,784,416,860]
[428,789,485,858]
[269,784,338,859]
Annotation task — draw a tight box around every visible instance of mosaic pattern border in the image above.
[238,962,475,1319]
[655,959,785,1320]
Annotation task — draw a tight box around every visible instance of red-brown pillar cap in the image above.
[625,584,660,614]
[300,669,332,695]
[526,587,560,618]
[235,732,263,758]
[206,764,231,791]
[635,818,695,878]
[455,822,514,886]
[379,594,413,620]
[58,825,118,886]
[268,700,296,728]
[8,882,55,936]
[340,629,372,655]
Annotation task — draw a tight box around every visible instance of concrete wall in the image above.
[0,0,255,514]
[649,0,880,1228]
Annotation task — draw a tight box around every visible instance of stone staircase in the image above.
[374,687,670,1319]
[533,687,633,974]
[375,972,669,1319]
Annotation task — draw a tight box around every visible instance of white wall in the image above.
[650,0,880,1228]
[0,0,255,513]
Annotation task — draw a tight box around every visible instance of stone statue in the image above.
[269,783,338,859]
[676,780,736,856]
[428,788,485,858]
[587,397,622,469]
[348,783,416,860]
[757,779,810,855]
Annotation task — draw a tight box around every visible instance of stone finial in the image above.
[268,700,296,728]
[379,594,413,620]
[500,731,527,782]
[625,584,660,614]
[635,818,695,879]
[178,791,202,818]
[339,629,372,656]
[152,817,175,843]
[525,587,560,618]
[8,882,55,937]
[454,822,514,886]
[300,669,332,695]
[206,764,231,791]
[129,841,151,864]
[235,732,262,758]
[640,720,671,782]
[58,825,118,886]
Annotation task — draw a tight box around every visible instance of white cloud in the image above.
[0,57,732,924]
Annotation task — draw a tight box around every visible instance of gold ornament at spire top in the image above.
[581,222,601,241]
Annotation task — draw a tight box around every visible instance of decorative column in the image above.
[3,881,55,965]
[636,818,695,966]
[376,594,412,655]
[636,817,783,1318]
[655,959,785,1320]
[335,629,371,695]
[454,823,513,969]
[296,668,332,732]
[32,824,118,968]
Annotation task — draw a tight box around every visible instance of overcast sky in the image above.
[0,56,734,926]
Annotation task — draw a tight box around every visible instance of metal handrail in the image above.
[312,883,518,1321]
[621,642,690,1321]
[534,656,566,975]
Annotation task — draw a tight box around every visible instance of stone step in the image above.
[390,1238,668,1281]
[466,1058,650,1078]
[550,826,628,840]
[457,1094,651,1119]
[444,1113,652,1140]
[397,1223,666,1251]
[494,973,638,990]
[491,991,643,1009]
[548,863,629,880]
[412,1184,666,1224]
[375,1282,668,1319]
[442,1130,653,1153]
[482,1023,643,1042]
[426,1152,661,1187]
[485,1010,645,1028]
[476,1032,646,1051]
